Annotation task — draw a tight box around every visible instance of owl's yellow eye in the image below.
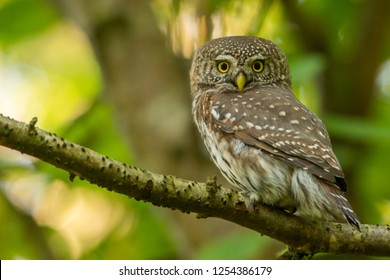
[217,61,230,73]
[252,60,264,72]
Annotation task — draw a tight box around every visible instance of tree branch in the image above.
[1,113,389,258]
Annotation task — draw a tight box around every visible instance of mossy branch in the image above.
[0,113,389,258]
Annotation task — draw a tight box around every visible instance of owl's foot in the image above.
[239,191,260,212]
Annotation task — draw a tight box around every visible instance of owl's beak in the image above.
[235,72,246,92]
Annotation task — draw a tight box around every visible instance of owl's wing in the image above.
[208,86,347,191]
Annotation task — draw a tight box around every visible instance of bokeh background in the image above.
[0,0,389,259]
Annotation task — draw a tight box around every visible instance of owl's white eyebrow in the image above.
[215,55,235,61]
[248,54,267,61]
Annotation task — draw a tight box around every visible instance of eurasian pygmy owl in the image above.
[190,36,360,228]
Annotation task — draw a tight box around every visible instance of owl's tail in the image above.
[325,183,360,229]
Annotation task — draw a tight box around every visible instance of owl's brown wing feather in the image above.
[233,130,341,184]
[208,86,347,190]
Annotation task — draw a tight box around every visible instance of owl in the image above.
[190,36,360,228]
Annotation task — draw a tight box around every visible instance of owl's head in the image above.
[190,36,291,95]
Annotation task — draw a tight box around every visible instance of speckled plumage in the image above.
[190,36,360,227]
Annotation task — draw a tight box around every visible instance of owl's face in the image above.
[190,36,291,95]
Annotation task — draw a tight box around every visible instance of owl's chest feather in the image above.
[192,92,293,205]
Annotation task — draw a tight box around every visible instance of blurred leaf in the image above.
[195,230,270,260]
[288,53,325,112]
[61,99,132,163]
[82,201,177,259]
[249,0,275,35]
[324,114,390,143]
[0,0,59,47]
[357,145,390,223]
[377,201,390,224]
[299,0,359,51]
[205,0,234,13]
[0,191,53,259]
[122,204,177,259]
[289,53,325,84]
[172,0,181,14]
